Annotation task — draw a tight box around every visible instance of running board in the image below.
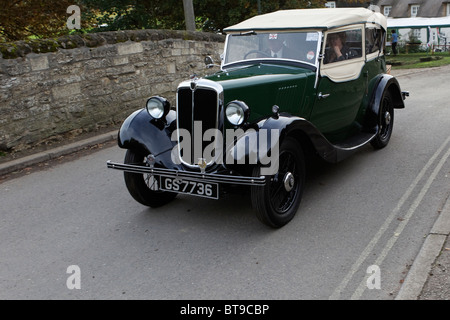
[334,132,376,150]
[332,132,376,162]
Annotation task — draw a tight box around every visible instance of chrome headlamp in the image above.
[225,101,249,126]
[146,96,170,119]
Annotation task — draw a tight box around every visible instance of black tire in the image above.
[251,137,305,228]
[123,150,177,207]
[371,91,394,149]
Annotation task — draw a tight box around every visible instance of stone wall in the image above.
[0,30,225,152]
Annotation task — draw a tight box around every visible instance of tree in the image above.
[0,0,79,42]
[1,0,368,42]
[183,0,195,31]
[0,0,331,41]
[80,0,186,31]
[195,0,328,33]
[80,0,330,34]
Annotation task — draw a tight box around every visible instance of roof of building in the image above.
[374,0,448,18]
[223,8,387,33]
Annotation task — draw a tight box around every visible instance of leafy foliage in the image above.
[80,0,186,31]
[0,0,371,41]
[81,0,329,33]
[195,0,328,32]
[0,0,79,41]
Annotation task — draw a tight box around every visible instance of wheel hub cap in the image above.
[283,172,295,192]
[384,111,391,126]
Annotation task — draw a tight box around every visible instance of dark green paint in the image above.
[206,64,316,126]
[204,55,386,143]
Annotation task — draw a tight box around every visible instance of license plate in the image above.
[159,176,219,199]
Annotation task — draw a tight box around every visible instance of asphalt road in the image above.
[0,66,449,300]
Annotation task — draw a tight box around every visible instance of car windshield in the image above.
[223,31,320,67]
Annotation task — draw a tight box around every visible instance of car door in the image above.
[310,26,366,144]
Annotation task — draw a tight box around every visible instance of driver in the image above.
[266,34,297,59]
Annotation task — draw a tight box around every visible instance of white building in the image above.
[328,1,450,50]
[387,16,450,50]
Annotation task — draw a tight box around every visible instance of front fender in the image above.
[118,109,179,168]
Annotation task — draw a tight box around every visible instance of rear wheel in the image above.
[251,137,305,228]
[371,91,394,149]
[123,150,177,207]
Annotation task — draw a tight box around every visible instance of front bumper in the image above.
[106,160,266,186]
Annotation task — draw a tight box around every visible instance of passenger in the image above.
[324,32,358,64]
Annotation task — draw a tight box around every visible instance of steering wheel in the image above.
[244,50,271,59]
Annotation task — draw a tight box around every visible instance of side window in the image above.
[324,29,362,64]
[366,27,384,54]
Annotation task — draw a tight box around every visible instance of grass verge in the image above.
[387,52,450,69]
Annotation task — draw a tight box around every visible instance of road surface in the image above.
[0,66,449,300]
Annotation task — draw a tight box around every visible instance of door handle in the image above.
[318,92,330,100]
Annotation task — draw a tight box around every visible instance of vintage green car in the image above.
[107,8,407,228]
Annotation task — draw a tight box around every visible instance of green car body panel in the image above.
[206,64,316,125]
[203,55,388,145]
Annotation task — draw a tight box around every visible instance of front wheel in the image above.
[251,137,305,228]
[123,150,177,207]
[371,91,394,149]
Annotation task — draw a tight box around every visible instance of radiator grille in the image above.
[176,83,221,167]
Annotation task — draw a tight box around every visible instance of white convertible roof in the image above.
[224,8,387,33]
